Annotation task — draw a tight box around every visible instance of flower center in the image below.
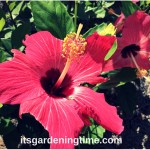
[121,44,148,78]
[53,24,87,90]
[121,44,140,58]
[40,68,72,97]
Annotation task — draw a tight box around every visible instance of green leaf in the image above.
[11,23,30,49]
[146,1,150,5]
[95,8,106,18]
[1,27,13,39]
[103,1,115,8]
[107,67,137,82]
[9,2,16,11]
[104,40,117,61]
[90,125,105,139]
[0,18,5,31]
[81,124,105,144]
[97,68,137,90]
[0,9,6,31]
[80,118,105,145]
[0,48,6,62]
[94,81,119,90]
[1,39,13,59]
[83,23,107,38]
[121,1,140,17]
[31,1,75,39]
[1,38,12,51]
[11,1,24,19]
[0,103,3,108]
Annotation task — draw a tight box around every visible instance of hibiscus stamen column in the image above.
[129,52,150,97]
[129,52,149,78]
[53,24,87,90]
[106,8,120,17]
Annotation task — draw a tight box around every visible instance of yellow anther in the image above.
[62,32,87,60]
[136,69,148,78]
[53,24,85,90]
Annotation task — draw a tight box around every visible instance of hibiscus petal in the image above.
[68,33,116,85]
[0,50,44,104]
[69,86,124,134]
[122,11,150,44]
[102,37,131,72]
[20,94,84,149]
[114,12,125,33]
[135,51,150,70]
[23,31,65,71]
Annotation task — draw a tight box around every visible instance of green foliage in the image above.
[82,1,114,19]
[83,23,107,38]
[0,9,6,31]
[1,38,12,52]
[31,1,75,39]
[80,119,105,145]
[11,23,30,49]
[104,40,117,61]
[95,68,137,90]
[94,7,106,18]
[0,49,6,62]
[121,1,140,17]
[140,1,150,14]
[0,103,3,108]
[10,1,24,19]
[0,1,149,149]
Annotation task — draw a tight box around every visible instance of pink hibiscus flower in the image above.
[112,0,139,33]
[114,12,125,33]
[132,0,139,3]
[103,11,150,77]
[0,26,124,148]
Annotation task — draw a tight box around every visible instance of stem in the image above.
[74,0,78,31]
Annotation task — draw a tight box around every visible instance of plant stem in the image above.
[74,0,78,31]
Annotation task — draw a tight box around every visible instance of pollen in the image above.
[136,69,148,78]
[62,32,87,60]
